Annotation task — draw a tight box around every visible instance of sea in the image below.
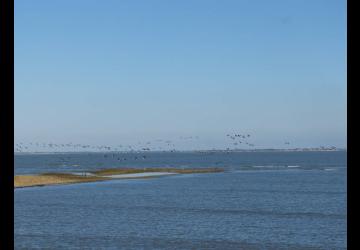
[15,151,347,249]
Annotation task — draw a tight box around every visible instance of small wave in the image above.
[324,168,336,171]
[252,165,286,168]
[287,165,300,168]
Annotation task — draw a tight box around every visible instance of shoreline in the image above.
[13,149,346,155]
[14,167,224,188]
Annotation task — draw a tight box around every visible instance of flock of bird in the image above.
[14,133,292,153]
[15,138,189,153]
[225,133,255,148]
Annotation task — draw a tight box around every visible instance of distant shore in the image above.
[14,167,224,188]
[13,148,346,155]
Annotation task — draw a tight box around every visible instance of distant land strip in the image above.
[13,148,346,154]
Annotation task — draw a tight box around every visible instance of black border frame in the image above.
[0,0,14,248]
[346,0,354,249]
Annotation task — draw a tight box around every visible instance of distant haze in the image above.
[15,0,347,150]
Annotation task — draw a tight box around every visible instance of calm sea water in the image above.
[15,151,347,249]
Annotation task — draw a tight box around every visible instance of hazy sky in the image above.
[15,0,347,150]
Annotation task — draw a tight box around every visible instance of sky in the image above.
[15,0,347,150]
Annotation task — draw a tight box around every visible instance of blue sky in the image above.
[15,0,347,150]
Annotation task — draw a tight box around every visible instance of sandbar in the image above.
[14,167,224,188]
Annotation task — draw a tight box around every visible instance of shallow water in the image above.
[15,151,347,249]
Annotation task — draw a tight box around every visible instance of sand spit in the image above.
[14,173,108,188]
[14,167,224,188]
